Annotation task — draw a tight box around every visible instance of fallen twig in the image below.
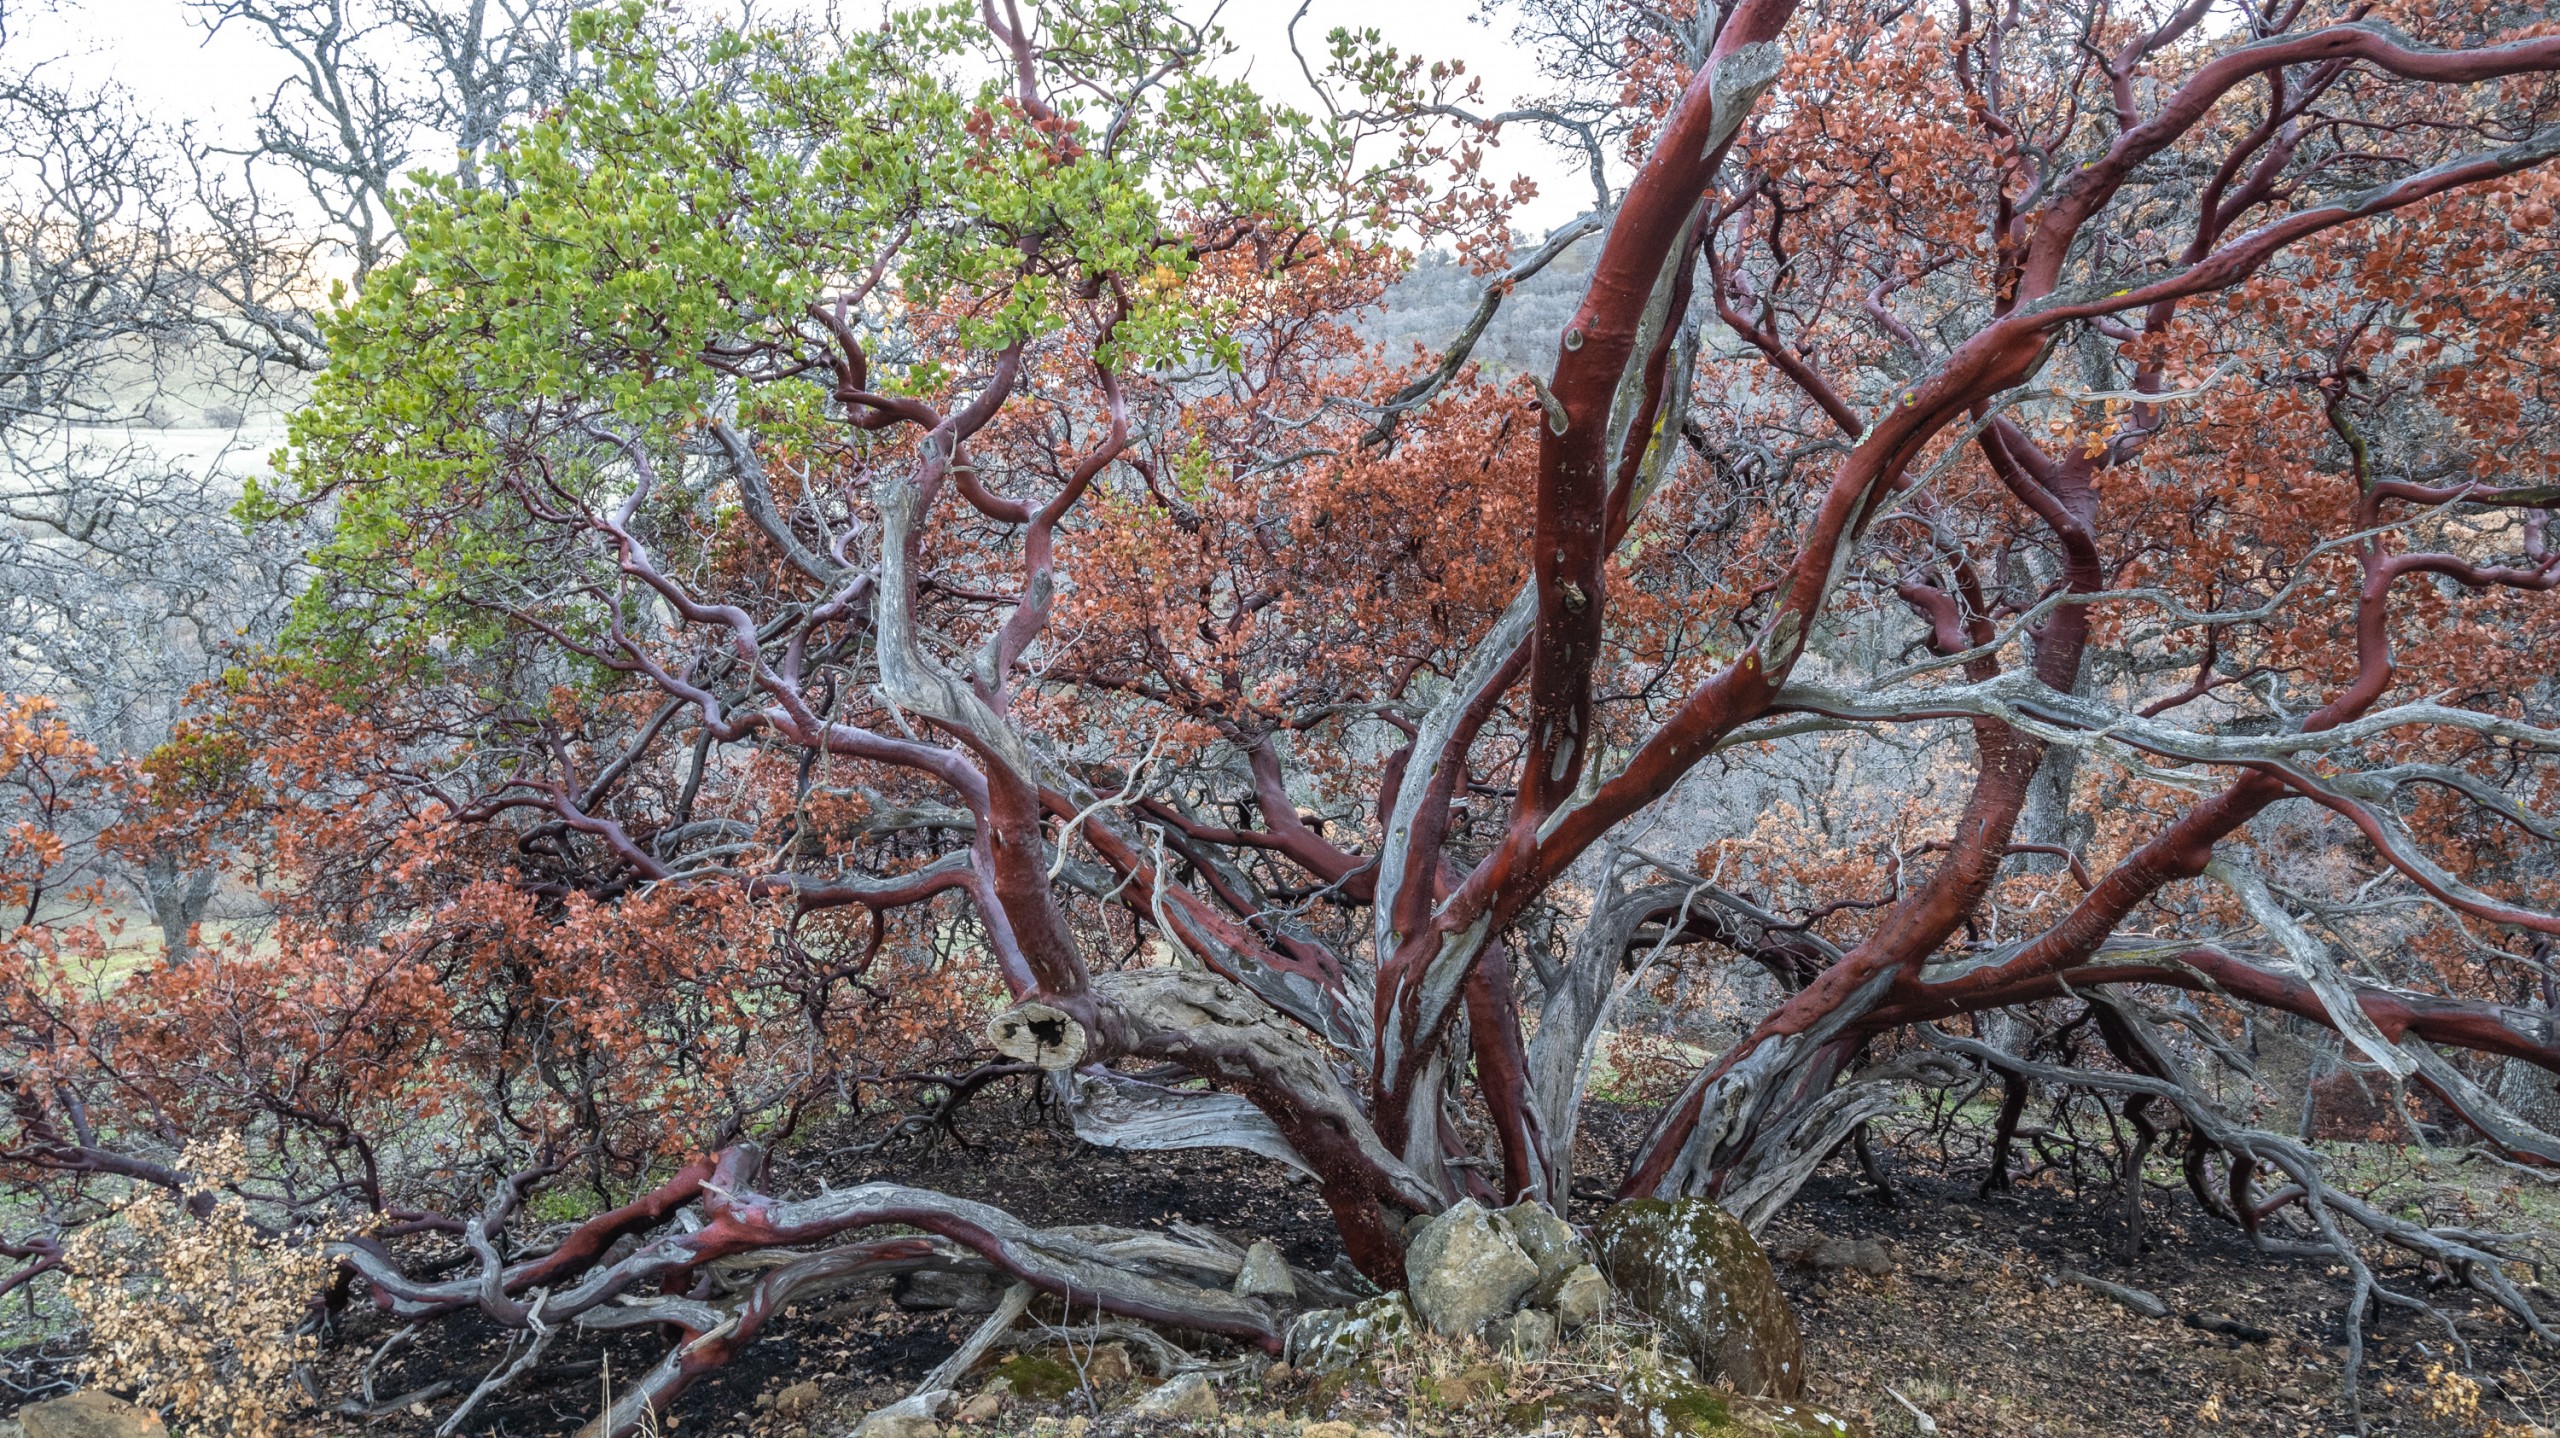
[1886,1385,1941,1434]
[2058,1268,2171,1319]
[911,1281,1034,1408]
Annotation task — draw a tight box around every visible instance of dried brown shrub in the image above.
[64,1135,334,1438]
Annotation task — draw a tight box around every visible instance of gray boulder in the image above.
[1592,1198,1806,1399]
[1404,1199,1541,1337]
[1492,1200,1587,1288]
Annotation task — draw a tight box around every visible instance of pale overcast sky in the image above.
[8,0,1596,236]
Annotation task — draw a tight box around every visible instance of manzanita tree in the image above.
[9,0,2560,1428]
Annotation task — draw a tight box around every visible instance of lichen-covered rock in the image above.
[1619,1356,1865,1437]
[1547,1262,1613,1328]
[1286,1293,1414,1373]
[1405,1199,1540,1336]
[17,1393,167,1438]
[1233,1238,1297,1300]
[1592,1198,1805,1399]
[1492,1200,1587,1287]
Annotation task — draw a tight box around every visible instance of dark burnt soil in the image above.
[1573,1105,2555,1436]
[24,1094,2555,1437]
[777,1107,1350,1271]
[1762,1168,2555,1437]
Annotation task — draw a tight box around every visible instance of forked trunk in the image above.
[1621,968,1901,1221]
[988,968,1438,1282]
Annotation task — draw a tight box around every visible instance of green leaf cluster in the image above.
[265,0,1378,668]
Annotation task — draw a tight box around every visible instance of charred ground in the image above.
[5,1092,2539,1438]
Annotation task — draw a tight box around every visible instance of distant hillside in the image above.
[1363,229,1600,377]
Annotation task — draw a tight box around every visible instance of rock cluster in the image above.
[1404,1201,1540,1335]
[1280,1196,1854,1437]
[846,1197,1824,1436]
[1396,1198,1614,1349]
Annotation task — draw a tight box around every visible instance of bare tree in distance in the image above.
[187,0,597,375]
[0,2,596,960]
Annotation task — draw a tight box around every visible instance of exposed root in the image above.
[1713,1049,1965,1231]
[2059,1269,2168,1318]
[331,1146,1302,1438]
[576,1238,937,1438]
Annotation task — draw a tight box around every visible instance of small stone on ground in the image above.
[1234,1238,1296,1299]
[16,1393,168,1438]
[852,1393,945,1438]
[1129,1370,1219,1420]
